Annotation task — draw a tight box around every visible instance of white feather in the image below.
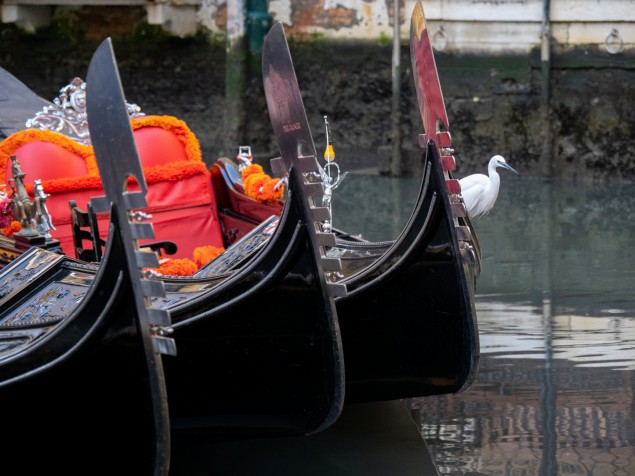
[459,155,518,218]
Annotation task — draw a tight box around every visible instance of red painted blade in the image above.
[410,1,450,145]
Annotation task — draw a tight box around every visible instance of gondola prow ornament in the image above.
[4,155,60,253]
[9,155,38,238]
[319,116,347,233]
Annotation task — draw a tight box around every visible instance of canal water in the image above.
[332,172,635,476]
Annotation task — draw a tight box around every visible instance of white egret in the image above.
[459,155,518,218]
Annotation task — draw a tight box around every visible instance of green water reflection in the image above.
[333,174,635,476]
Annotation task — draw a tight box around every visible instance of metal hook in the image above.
[605,28,623,54]
[433,26,448,52]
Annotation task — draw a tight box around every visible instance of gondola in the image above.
[212,3,481,403]
[0,66,51,140]
[0,1,480,410]
[0,36,348,474]
[340,0,481,401]
[0,53,172,475]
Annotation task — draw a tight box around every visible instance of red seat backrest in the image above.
[0,115,225,260]
[134,125,189,167]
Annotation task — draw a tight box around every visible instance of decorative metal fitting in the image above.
[605,28,624,54]
[130,210,152,222]
[26,77,144,145]
[432,26,448,52]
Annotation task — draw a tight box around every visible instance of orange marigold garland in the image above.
[259,178,285,202]
[241,163,264,181]
[150,258,199,277]
[193,245,224,268]
[146,245,225,277]
[241,163,284,203]
[142,161,208,184]
[243,172,269,199]
[1,221,22,238]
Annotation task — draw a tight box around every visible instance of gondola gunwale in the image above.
[333,140,479,401]
[163,171,344,436]
[157,176,303,324]
[0,218,127,386]
[334,157,437,296]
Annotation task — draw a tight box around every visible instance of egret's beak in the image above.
[501,162,518,175]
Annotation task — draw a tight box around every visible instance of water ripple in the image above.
[476,299,635,370]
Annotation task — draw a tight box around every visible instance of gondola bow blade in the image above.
[85,37,172,475]
[410,0,450,148]
[262,24,317,171]
[85,38,174,350]
[262,22,347,299]
[263,22,348,431]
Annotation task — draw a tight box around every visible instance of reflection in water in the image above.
[334,175,635,476]
[478,300,635,370]
[331,173,421,242]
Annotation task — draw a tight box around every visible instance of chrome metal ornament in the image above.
[6,156,55,240]
[319,116,347,233]
[26,77,144,145]
[33,179,55,239]
[236,145,253,172]
[9,156,38,237]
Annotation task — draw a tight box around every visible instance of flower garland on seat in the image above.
[1,221,21,238]
[146,244,225,276]
[241,163,284,203]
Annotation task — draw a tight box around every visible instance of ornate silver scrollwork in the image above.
[26,77,144,145]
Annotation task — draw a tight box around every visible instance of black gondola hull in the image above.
[335,141,479,403]
[161,173,344,437]
[0,229,163,473]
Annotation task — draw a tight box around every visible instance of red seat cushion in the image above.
[5,141,89,181]
[0,115,224,259]
[134,126,189,167]
[1,129,96,185]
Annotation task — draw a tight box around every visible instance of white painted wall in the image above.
[2,0,634,52]
[238,0,635,53]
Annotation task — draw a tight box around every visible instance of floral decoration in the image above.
[0,196,14,228]
[1,220,22,238]
[241,163,285,203]
[146,244,225,277]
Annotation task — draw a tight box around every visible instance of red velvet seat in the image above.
[0,115,224,260]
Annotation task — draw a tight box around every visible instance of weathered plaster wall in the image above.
[221,0,634,54]
[3,0,634,52]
